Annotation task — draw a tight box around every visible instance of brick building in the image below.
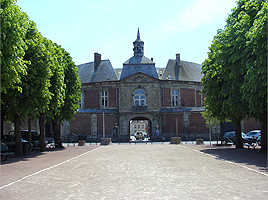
[68,29,214,142]
[3,29,260,142]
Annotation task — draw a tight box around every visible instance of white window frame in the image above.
[134,89,146,106]
[172,90,179,107]
[79,92,84,109]
[101,91,108,108]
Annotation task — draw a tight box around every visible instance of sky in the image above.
[16,0,237,69]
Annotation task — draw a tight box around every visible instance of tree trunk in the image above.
[39,113,46,152]
[1,109,4,136]
[28,117,32,144]
[52,116,64,148]
[14,113,23,156]
[260,114,267,153]
[233,118,243,148]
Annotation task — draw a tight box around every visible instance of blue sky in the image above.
[16,0,236,68]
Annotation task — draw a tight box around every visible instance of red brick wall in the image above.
[243,118,261,133]
[189,113,208,133]
[109,88,117,107]
[196,90,201,107]
[162,88,171,107]
[181,88,195,107]
[70,114,91,135]
[3,122,12,134]
[84,90,99,108]
[97,114,118,135]
[162,114,183,133]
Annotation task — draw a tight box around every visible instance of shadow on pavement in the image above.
[0,148,66,165]
[200,147,267,173]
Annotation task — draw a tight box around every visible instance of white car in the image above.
[134,132,145,140]
[243,130,261,144]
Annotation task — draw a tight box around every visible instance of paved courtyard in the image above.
[1,143,267,199]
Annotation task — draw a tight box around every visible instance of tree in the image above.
[23,21,52,152]
[242,1,267,152]
[201,0,265,148]
[48,46,81,148]
[1,0,30,156]
[60,49,81,123]
[1,0,29,94]
[44,41,66,148]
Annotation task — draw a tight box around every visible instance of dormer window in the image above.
[134,89,146,106]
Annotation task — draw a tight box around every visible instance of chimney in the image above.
[94,52,101,71]
[176,53,180,65]
[151,58,153,61]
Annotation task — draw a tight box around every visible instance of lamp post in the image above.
[103,106,105,145]
[176,96,178,144]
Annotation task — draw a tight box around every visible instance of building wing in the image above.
[161,59,203,82]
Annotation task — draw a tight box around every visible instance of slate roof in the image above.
[77,62,94,83]
[77,58,202,84]
[77,60,118,83]
[123,56,154,65]
[120,56,158,80]
[161,59,202,82]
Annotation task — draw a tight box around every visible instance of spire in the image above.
[136,27,140,41]
[133,28,144,56]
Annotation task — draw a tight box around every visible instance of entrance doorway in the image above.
[129,117,151,141]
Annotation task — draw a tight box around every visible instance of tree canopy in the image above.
[1,0,81,154]
[201,0,267,151]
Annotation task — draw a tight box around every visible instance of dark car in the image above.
[8,130,40,149]
[223,131,245,144]
[1,135,16,152]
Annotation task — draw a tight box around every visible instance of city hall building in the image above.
[69,29,209,142]
[3,29,261,141]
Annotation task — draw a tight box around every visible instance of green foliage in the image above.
[44,40,66,121]
[201,0,266,123]
[1,0,29,93]
[202,0,267,150]
[242,1,267,121]
[22,21,52,118]
[1,0,81,125]
[60,50,81,122]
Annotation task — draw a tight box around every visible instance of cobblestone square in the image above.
[1,144,267,199]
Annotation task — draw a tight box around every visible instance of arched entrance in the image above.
[129,117,151,141]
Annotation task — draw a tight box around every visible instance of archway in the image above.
[129,117,151,141]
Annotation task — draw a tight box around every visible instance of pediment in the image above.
[120,72,159,83]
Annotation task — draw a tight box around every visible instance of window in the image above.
[172,90,179,107]
[134,89,146,106]
[101,91,108,108]
[79,92,84,108]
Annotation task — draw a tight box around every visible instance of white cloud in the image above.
[163,0,235,33]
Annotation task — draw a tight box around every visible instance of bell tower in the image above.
[133,28,144,57]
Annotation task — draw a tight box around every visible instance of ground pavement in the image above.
[1,143,267,199]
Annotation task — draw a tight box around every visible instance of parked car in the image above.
[134,131,145,140]
[1,143,15,160]
[243,130,261,145]
[223,131,245,144]
[1,135,16,152]
[256,135,261,146]
[8,130,40,149]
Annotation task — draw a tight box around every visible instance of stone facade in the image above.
[65,29,260,142]
[2,29,261,142]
